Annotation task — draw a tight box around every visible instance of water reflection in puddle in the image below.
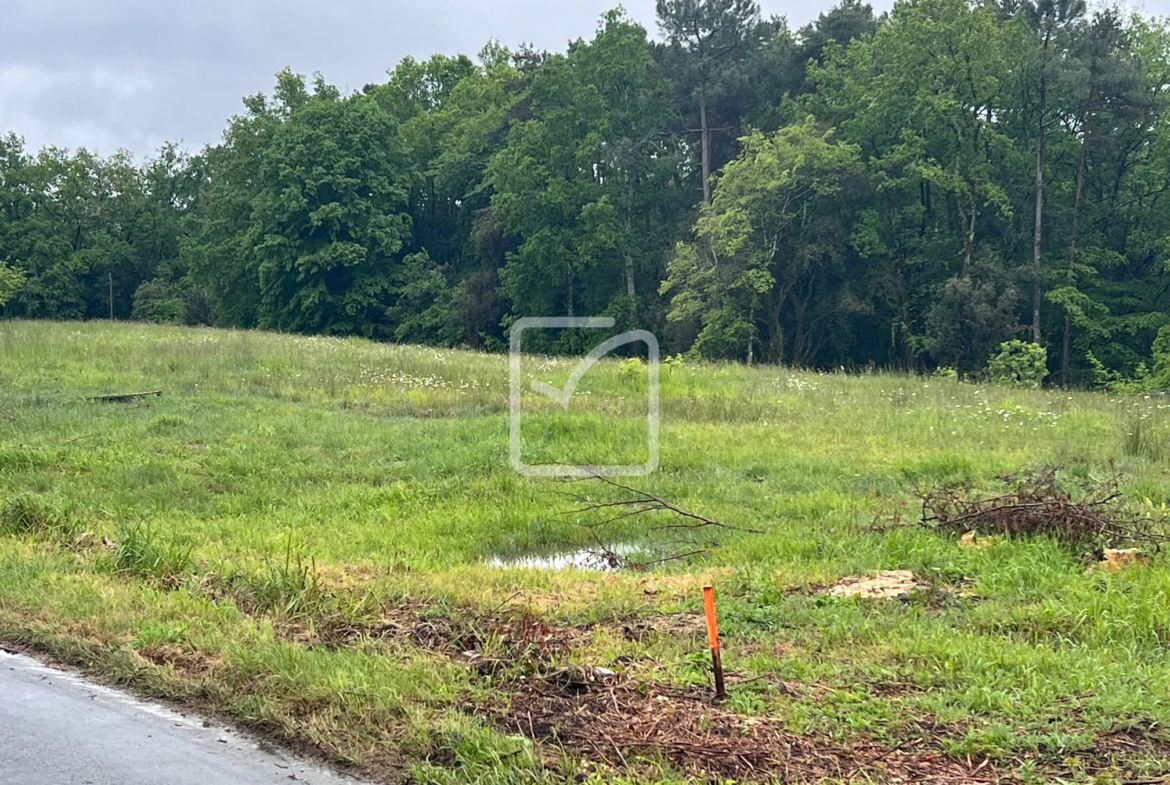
[486,543,644,571]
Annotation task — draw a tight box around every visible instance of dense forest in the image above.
[5,0,1170,385]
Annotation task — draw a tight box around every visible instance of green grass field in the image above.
[2,319,1170,784]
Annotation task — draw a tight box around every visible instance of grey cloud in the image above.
[9,0,694,155]
[22,0,1166,158]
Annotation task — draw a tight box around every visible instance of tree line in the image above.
[4,0,1170,385]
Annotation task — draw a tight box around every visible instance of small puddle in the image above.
[486,543,644,571]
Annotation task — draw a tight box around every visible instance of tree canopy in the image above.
[5,1,1170,384]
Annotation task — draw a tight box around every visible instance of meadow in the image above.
[2,319,1170,784]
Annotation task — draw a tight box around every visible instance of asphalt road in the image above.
[0,649,367,785]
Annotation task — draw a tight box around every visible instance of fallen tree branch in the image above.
[568,474,763,535]
[553,474,759,569]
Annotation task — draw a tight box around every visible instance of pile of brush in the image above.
[917,466,1170,550]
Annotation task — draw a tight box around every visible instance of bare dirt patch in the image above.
[825,570,926,600]
[284,600,594,667]
[493,668,1004,783]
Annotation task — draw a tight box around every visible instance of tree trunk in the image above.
[747,306,754,365]
[766,296,783,364]
[624,253,636,309]
[699,92,712,205]
[1032,32,1051,345]
[1032,127,1045,344]
[624,207,636,316]
[962,202,976,275]
[1063,109,1091,387]
[792,279,817,366]
[902,315,914,371]
[1062,312,1072,386]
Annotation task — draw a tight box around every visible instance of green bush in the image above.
[131,279,186,324]
[0,261,26,308]
[1087,350,1151,393]
[987,340,1048,388]
[1146,325,1170,390]
[618,357,646,376]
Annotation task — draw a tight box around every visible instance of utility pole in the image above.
[108,273,114,320]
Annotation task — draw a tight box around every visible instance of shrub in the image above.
[987,340,1048,388]
[1145,325,1170,390]
[132,279,186,324]
[924,257,1018,377]
[618,357,646,376]
[1086,350,1151,394]
[0,261,26,308]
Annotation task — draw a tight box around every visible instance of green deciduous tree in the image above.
[252,85,412,335]
[662,117,862,363]
[490,11,687,349]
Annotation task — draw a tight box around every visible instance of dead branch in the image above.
[554,474,757,569]
[568,474,762,535]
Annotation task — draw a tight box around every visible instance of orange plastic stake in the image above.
[702,585,726,700]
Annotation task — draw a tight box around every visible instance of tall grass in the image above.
[1,492,79,540]
[106,522,194,584]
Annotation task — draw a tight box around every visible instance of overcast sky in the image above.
[2,0,1164,159]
